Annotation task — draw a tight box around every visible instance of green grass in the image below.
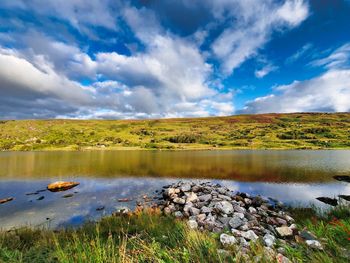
[1,205,349,263]
[1,113,350,151]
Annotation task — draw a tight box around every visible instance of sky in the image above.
[0,0,349,119]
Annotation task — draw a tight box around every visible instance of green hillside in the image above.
[0,113,349,151]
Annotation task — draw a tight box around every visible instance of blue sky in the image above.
[0,0,349,119]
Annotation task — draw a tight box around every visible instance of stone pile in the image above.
[156,181,323,258]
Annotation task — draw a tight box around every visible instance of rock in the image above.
[187,220,198,229]
[196,213,206,221]
[338,195,350,201]
[300,229,317,240]
[333,175,350,183]
[275,226,293,237]
[305,240,323,250]
[263,234,276,247]
[174,211,183,218]
[118,198,132,202]
[277,247,286,255]
[0,197,14,204]
[234,205,246,213]
[276,253,291,263]
[114,207,131,215]
[229,216,244,229]
[201,206,212,214]
[62,194,73,198]
[239,224,249,231]
[215,201,234,214]
[37,196,45,201]
[173,197,186,205]
[47,181,79,192]
[233,212,245,219]
[185,192,198,203]
[164,207,171,215]
[316,197,338,206]
[231,229,242,237]
[189,207,200,216]
[241,230,259,241]
[220,233,237,246]
[198,194,212,202]
[180,183,192,192]
[96,206,105,211]
[218,194,231,201]
[276,217,287,226]
[238,237,249,247]
[248,207,257,214]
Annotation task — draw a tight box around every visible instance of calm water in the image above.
[0,150,349,230]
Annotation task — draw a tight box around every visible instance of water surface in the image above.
[1,150,349,230]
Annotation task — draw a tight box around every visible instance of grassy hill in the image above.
[0,113,349,151]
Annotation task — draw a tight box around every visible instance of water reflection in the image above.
[0,150,350,230]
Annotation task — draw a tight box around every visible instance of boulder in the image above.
[220,233,237,246]
[275,226,293,237]
[229,215,244,229]
[47,181,79,192]
[215,201,234,214]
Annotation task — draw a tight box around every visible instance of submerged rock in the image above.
[47,181,79,192]
[0,197,14,204]
[37,196,45,201]
[316,197,338,206]
[333,175,350,183]
[338,195,350,201]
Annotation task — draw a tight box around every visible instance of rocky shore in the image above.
[154,181,323,262]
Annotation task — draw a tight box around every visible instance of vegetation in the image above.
[0,113,350,151]
[0,205,349,262]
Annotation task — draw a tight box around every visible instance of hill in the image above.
[0,113,349,151]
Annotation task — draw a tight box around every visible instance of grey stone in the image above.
[263,234,276,247]
[233,212,245,219]
[189,207,200,216]
[174,211,183,218]
[229,216,244,229]
[180,183,192,192]
[215,201,234,214]
[241,230,259,241]
[201,206,212,214]
[173,197,186,204]
[199,194,212,202]
[187,220,198,229]
[300,230,317,240]
[220,233,237,246]
[234,205,246,213]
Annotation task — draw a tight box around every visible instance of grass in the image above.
[0,205,349,263]
[1,112,350,151]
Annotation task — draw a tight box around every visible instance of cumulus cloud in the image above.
[242,69,350,113]
[211,0,309,75]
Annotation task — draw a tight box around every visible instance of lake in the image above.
[1,150,349,230]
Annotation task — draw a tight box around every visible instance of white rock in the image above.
[174,211,183,218]
[173,197,186,204]
[187,220,198,229]
[185,192,198,203]
[248,207,257,214]
[189,207,200,216]
[275,226,293,237]
[215,201,234,214]
[263,234,276,247]
[220,233,237,247]
[305,240,323,250]
[241,230,259,241]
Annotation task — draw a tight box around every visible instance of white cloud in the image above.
[211,0,309,75]
[242,69,350,113]
[311,43,350,70]
[285,43,313,64]
[255,64,278,78]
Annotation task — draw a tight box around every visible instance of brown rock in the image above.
[47,181,79,192]
[0,197,14,204]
